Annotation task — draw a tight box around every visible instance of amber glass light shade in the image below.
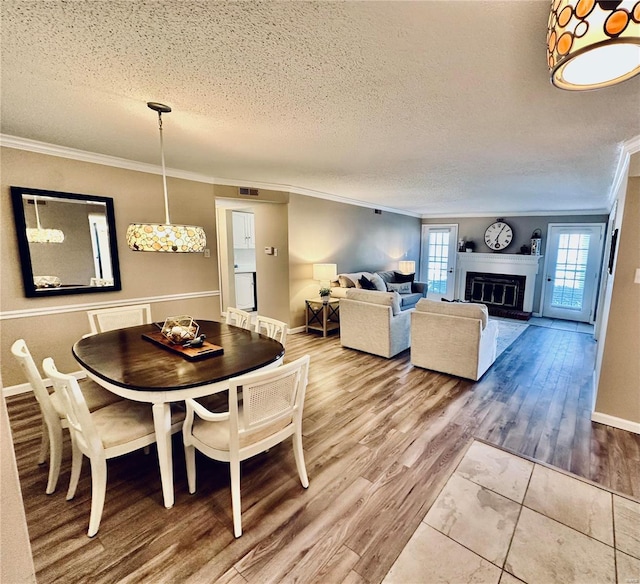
[547,0,640,90]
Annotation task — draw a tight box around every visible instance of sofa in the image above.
[410,298,498,380]
[339,289,412,358]
[330,270,427,311]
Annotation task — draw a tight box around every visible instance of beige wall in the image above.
[288,193,422,327]
[1,147,220,387]
[595,175,640,424]
[422,214,609,313]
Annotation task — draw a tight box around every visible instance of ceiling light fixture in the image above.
[26,197,64,243]
[547,0,640,90]
[126,102,206,252]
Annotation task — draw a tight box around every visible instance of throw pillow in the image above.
[339,275,356,288]
[370,272,387,292]
[393,271,415,283]
[358,275,377,290]
[387,281,412,294]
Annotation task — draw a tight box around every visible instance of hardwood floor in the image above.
[6,325,640,583]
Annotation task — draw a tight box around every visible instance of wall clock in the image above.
[484,219,513,251]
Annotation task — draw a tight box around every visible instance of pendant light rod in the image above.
[33,196,43,229]
[148,102,172,225]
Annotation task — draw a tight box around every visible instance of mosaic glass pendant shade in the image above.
[26,199,64,243]
[127,102,206,253]
[547,0,640,90]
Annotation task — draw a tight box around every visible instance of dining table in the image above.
[72,319,285,509]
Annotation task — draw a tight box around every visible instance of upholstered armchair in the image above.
[339,289,411,358]
[410,299,498,380]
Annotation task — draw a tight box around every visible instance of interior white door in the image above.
[420,224,458,301]
[542,224,605,322]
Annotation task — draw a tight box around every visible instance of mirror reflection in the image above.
[11,186,121,297]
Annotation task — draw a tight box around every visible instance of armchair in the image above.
[410,299,498,380]
[339,289,411,358]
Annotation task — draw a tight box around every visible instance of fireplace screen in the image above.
[465,272,526,310]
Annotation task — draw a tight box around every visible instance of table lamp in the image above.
[313,263,337,298]
[398,261,416,275]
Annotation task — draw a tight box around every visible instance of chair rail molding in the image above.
[0,290,219,320]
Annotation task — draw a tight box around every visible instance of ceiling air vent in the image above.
[239,187,259,196]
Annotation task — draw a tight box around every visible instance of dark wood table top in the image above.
[73,320,285,392]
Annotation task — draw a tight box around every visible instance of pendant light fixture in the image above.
[26,197,65,243]
[126,102,206,252]
[547,0,640,90]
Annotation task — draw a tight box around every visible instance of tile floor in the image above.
[383,440,640,584]
[528,316,594,334]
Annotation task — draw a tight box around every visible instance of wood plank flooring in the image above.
[6,325,640,584]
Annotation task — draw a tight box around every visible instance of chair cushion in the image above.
[49,379,122,418]
[192,406,291,450]
[415,298,489,329]
[91,401,185,449]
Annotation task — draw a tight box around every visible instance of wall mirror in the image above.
[11,186,122,297]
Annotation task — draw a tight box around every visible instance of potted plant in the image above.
[319,287,331,303]
[464,240,476,253]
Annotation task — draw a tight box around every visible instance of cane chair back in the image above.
[86,303,152,335]
[183,354,310,537]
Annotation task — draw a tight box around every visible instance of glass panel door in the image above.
[542,224,605,322]
[420,224,458,301]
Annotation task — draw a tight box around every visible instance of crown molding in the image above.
[420,209,610,219]
[0,134,421,218]
[608,134,640,210]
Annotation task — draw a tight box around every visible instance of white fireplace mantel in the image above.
[455,252,543,313]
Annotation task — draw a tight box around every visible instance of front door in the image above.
[420,224,458,301]
[542,224,605,323]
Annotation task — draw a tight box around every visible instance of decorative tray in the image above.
[142,331,224,361]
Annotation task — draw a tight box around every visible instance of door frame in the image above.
[540,223,605,323]
[420,223,458,301]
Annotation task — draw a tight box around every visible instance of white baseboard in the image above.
[289,326,306,334]
[591,411,640,435]
[3,371,87,397]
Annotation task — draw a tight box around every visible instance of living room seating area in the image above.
[330,270,427,311]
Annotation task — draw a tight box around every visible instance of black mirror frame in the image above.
[11,186,122,298]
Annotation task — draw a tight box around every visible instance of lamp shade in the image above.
[547,0,640,90]
[312,263,337,282]
[398,260,416,274]
[126,223,206,252]
[26,227,65,244]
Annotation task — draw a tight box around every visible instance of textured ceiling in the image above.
[1,1,639,216]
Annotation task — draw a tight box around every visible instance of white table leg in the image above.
[152,402,174,509]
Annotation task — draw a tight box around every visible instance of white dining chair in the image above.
[183,354,311,537]
[86,303,152,335]
[225,307,252,330]
[254,315,288,348]
[42,357,185,537]
[10,339,122,494]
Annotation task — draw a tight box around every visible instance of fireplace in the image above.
[465,272,526,311]
[456,252,543,315]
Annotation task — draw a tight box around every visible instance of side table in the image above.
[305,298,340,337]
